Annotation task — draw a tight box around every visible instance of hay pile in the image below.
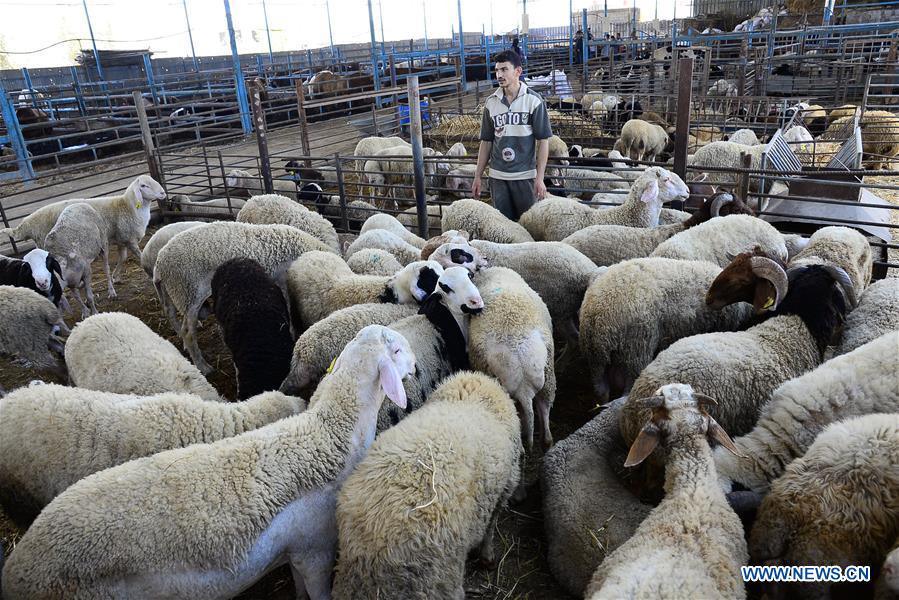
[546,109,606,140]
[428,113,482,140]
[794,141,843,167]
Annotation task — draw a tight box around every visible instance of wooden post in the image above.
[739,151,752,207]
[294,80,311,166]
[132,90,163,188]
[334,153,350,232]
[248,78,273,194]
[407,75,428,239]
[455,60,464,115]
[701,49,712,99]
[672,57,693,184]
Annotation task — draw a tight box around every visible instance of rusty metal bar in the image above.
[407,75,428,240]
[295,80,312,167]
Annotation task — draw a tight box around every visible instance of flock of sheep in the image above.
[0,108,897,600]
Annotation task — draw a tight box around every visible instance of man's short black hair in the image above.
[494,50,521,69]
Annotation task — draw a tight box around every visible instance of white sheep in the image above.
[688,141,768,189]
[346,248,403,276]
[364,145,440,200]
[622,258,855,487]
[427,241,489,275]
[139,221,205,278]
[224,169,299,201]
[359,213,427,248]
[585,384,748,599]
[789,225,873,294]
[344,229,422,266]
[446,141,467,157]
[0,175,166,278]
[0,385,306,518]
[468,239,599,345]
[714,330,899,495]
[286,250,443,328]
[619,119,669,162]
[580,257,752,403]
[419,230,471,262]
[43,202,115,317]
[542,398,652,597]
[783,125,814,143]
[153,221,334,373]
[749,413,899,600]
[332,371,522,599]
[64,312,221,402]
[469,267,555,452]
[877,542,899,598]
[353,135,410,172]
[650,214,789,268]
[440,199,534,243]
[0,286,66,380]
[0,324,415,600]
[519,167,690,241]
[397,203,442,235]
[562,167,629,199]
[727,128,760,145]
[831,277,899,357]
[444,164,485,197]
[281,303,418,394]
[236,193,341,254]
[170,195,247,220]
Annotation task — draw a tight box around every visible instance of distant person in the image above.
[473,50,552,221]
[574,29,584,64]
[587,27,594,58]
[511,36,521,57]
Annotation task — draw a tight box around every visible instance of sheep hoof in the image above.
[107,289,117,300]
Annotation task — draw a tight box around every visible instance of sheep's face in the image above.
[389,260,444,303]
[430,242,488,273]
[706,249,786,313]
[135,175,166,203]
[364,172,386,187]
[882,551,899,595]
[56,251,85,286]
[342,325,415,409]
[436,267,484,315]
[23,248,52,292]
[644,168,689,205]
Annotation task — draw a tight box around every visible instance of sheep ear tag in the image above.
[135,200,142,209]
[378,356,407,410]
[640,178,659,204]
[325,356,337,375]
[624,423,660,467]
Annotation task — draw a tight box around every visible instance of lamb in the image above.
[332,371,522,600]
[469,267,555,451]
[581,256,754,400]
[359,212,427,248]
[519,167,690,241]
[346,248,403,276]
[562,191,749,266]
[353,135,410,172]
[650,214,789,268]
[749,413,899,600]
[468,239,599,345]
[789,225,873,293]
[0,385,307,522]
[0,286,66,380]
[0,324,414,600]
[236,193,341,254]
[727,128,761,145]
[427,241,489,274]
[43,202,115,317]
[831,277,899,356]
[363,145,440,198]
[372,266,484,430]
[139,221,205,278]
[440,199,534,243]
[541,398,653,597]
[584,384,748,600]
[169,195,247,220]
[444,164,486,197]
[65,312,220,402]
[619,119,670,162]
[212,258,295,400]
[877,542,899,599]
[714,330,899,496]
[153,221,335,373]
[0,175,166,278]
[620,256,854,480]
[286,250,443,329]
[281,303,418,394]
[344,229,422,265]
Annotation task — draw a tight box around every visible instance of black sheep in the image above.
[0,249,65,310]
[211,258,294,400]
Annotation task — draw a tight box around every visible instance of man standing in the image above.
[472,50,552,221]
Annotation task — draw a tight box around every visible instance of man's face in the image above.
[494,61,521,89]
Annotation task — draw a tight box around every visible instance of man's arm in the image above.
[535,138,549,200]
[472,141,491,198]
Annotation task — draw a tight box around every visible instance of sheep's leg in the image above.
[181,302,212,375]
[154,279,183,336]
[289,550,334,600]
[536,388,554,450]
[476,502,503,570]
[70,286,90,319]
[514,390,535,454]
[101,247,117,299]
[82,270,99,315]
[112,244,128,282]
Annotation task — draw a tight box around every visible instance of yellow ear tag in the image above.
[762,296,774,310]
[136,201,142,209]
[325,356,337,375]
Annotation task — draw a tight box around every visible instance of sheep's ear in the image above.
[708,417,744,457]
[378,355,407,409]
[640,178,659,204]
[624,423,660,467]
